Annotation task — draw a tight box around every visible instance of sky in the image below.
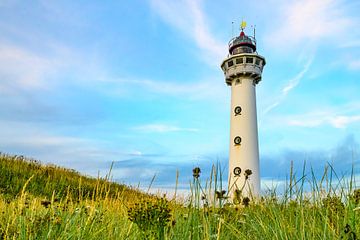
[1,0,360,193]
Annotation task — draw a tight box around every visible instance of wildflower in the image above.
[192,167,201,178]
[127,197,172,235]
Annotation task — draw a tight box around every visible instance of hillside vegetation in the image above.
[0,153,359,239]
[0,153,142,201]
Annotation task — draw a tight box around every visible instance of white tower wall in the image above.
[221,33,266,200]
[229,76,260,197]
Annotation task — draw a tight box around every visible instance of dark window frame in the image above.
[246,57,253,64]
[236,58,243,64]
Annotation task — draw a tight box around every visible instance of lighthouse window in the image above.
[234,136,242,145]
[228,60,234,67]
[255,59,260,65]
[234,106,242,115]
[233,167,242,176]
[236,58,243,64]
[246,57,253,64]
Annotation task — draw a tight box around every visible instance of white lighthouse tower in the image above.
[221,23,265,199]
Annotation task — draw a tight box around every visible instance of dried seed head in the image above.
[242,197,250,207]
[215,190,227,199]
[192,167,201,178]
[245,169,252,176]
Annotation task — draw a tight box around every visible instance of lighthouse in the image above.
[220,22,266,199]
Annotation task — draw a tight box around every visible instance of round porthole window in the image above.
[234,136,242,145]
[234,106,242,115]
[233,167,241,176]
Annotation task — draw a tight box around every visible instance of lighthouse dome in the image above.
[228,31,256,55]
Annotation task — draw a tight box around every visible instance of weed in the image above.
[127,197,172,240]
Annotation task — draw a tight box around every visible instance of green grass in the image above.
[0,153,144,202]
[0,153,359,239]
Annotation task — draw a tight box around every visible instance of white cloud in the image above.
[268,0,353,48]
[0,41,88,95]
[288,119,324,128]
[0,120,131,174]
[133,124,198,133]
[112,168,157,180]
[287,113,360,129]
[263,57,313,114]
[103,77,227,101]
[282,57,312,95]
[130,150,143,156]
[330,115,360,128]
[340,40,360,48]
[149,0,226,64]
[263,102,281,115]
[0,43,57,91]
[0,120,92,148]
[349,60,360,70]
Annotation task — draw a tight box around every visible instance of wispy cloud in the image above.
[0,43,58,92]
[330,115,360,128]
[340,40,360,48]
[263,57,313,114]
[282,58,312,95]
[149,0,226,64]
[133,124,198,133]
[288,113,360,129]
[102,77,227,101]
[349,60,360,70]
[0,40,91,96]
[0,120,94,148]
[0,120,106,166]
[267,0,353,48]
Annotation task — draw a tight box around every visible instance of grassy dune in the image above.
[0,153,143,202]
[0,153,359,239]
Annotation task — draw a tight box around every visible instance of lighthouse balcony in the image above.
[221,54,266,86]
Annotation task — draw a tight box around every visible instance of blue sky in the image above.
[1,0,360,192]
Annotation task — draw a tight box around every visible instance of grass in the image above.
[0,153,144,202]
[0,153,359,239]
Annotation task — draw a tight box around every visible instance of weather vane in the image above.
[240,20,247,31]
